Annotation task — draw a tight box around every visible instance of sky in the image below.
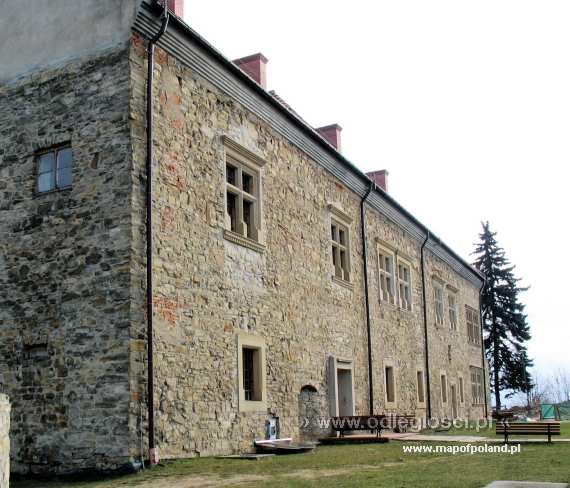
[183,1,570,376]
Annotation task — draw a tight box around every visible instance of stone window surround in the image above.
[237,332,267,412]
[458,374,465,404]
[416,368,426,406]
[446,285,459,331]
[34,142,73,196]
[396,255,413,312]
[376,240,396,305]
[328,204,353,289]
[222,136,266,253]
[383,359,397,407]
[470,365,485,406]
[433,277,445,327]
[466,305,481,346]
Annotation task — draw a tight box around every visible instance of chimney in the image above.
[316,124,342,152]
[167,0,184,18]
[233,53,268,89]
[366,169,389,192]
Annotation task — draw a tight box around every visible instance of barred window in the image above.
[466,306,481,345]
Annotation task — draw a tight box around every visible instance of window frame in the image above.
[416,369,426,405]
[459,375,465,404]
[35,144,73,194]
[384,360,397,406]
[377,242,396,304]
[466,306,481,346]
[470,366,485,405]
[237,333,267,412]
[447,287,458,331]
[433,279,445,326]
[440,372,448,404]
[396,257,413,311]
[222,137,266,251]
[328,205,353,286]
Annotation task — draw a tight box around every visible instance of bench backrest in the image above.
[496,422,561,434]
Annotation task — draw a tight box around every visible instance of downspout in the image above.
[146,1,170,465]
[420,232,432,420]
[478,279,489,418]
[360,181,375,415]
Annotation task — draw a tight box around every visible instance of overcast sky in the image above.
[183,0,570,376]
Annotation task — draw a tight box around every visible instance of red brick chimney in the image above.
[233,53,268,89]
[167,0,184,17]
[316,124,342,152]
[366,170,389,192]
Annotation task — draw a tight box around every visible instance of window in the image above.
[441,374,447,404]
[36,145,73,193]
[470,366,485,405]
[459,376,465,403]
[378,246,395,303]
[237,333,267,412]
[331,219,351,282]
[434,281,444,326]
[448,290,458,330]
[226,157,260,241]
[466,306,481,345]
[417,370,425,403]
[397,260,412,310]
[385,366,395,404]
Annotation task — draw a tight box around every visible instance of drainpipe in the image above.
[360,181,375,415]
[146,1,170,466]
[420,232,432,420]
[478,279,489,419]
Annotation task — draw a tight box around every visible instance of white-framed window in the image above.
[470,366,485,405]
[466,306,481,345]
[416,370,425,404]
[397,259,412,310]
[237,333,267,412]
[223,137,266,247]
[385,365,396,404]
[377,245,395,303]
[448,289,458,331]
[441,373,448,404]
[36,145,73,193]
[433,281,445,326]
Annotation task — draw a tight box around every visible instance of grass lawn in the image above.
[12,440,570,488]
[420,420,570,439]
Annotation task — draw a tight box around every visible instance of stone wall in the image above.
[128,32,486,461]
[0,47,134,474]
[0,395,9,488]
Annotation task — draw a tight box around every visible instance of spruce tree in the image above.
[473,222,532,411]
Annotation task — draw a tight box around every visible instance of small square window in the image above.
[36,145,73,193]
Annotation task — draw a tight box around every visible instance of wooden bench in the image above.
[331,415,386,437]
[331,414,417,437]
[496,421,561,443]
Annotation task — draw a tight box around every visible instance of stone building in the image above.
[0,0,488,475]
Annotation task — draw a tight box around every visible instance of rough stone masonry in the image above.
[0,0,489,475]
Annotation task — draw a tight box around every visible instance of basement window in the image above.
[441,374,448,404]
[417,370,425,404]
[36,145,73,193]
[385,366,396,404]
[237,333,267,412]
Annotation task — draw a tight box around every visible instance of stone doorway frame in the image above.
[328,356,355,417]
